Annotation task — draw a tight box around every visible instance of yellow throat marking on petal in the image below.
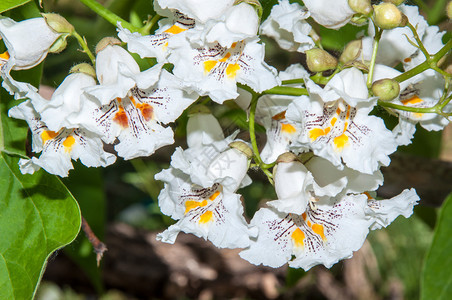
[219,53,231,62]
[401,95,423,106]
[0,51,10,61]
[199,210,213,224]
[281,123,296,134]
[184,199,209,215]
[364,191,374,200]
[113,107,129,128]
[41,130,58,144]
[209,190,221,201]
[309,127,331,141]
[330,117,337,126]
[136,103,154,121]
[311,223,327,241]
[291,228,305,248]
[204,60,217,74]
[62,135,76,152]
[333,121,349,149]
[226,63,240,78]
[164,25,187,35]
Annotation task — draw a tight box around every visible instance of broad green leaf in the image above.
[0,0,31,14]
[319,24,363,51]
[0,153,81,299]
[421,193,452,300]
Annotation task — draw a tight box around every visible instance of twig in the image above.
[81,216,108,267]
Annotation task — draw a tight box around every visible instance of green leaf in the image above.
[421,193,452,300]
[0,0,31,14]
[319,23,363,51]
[0,153,81,299]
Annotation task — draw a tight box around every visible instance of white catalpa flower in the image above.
[186,110,225,148]
[8,100,115,177]
[118,11,195,62]
[169,37,279,103]
[30,71,97,132]
[240,189,419,270]
[155,132,255,248]
[362,5,428,66]
[268,155,383,215]
[0,17,60,99]
[84,44,197,160]
[286,68,398,174]
[302,0,354,29]
[156,0,235,24]
[255,64,309,164]
[260,0,314,52]
[185,2,259,48]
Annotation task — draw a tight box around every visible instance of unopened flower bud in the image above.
[371,78,400,101]
[95,37,121,54]
[348,0,372,15]
[340,40,362,64]
[229,141,253,158]
[70,63,96,78]
[306,48,338,73]
[42,13,74,34]
[382,0,405,5]
[447,1,452,19]
[373,3,403,29]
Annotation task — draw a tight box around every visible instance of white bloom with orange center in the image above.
[240,189,419,270]
[8,100,115,177]
[155,134,255,248]
[168,37,279,103]
[269,156,383,215]
[84,44,197,160]
[260,0,314,53]
[287,68,397,174]
[0,17,61,99]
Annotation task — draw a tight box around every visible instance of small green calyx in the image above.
[382,0,405,6]
[234,0,263,19]
[70,63,96,78]
[95,37,121,54]
[340,40,363,64]
[42,13,74,34]
[229,141,253,159]
[372,78,400,101]
[348,0,373,15]
[306,48,338,73]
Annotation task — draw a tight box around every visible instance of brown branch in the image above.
[81,216,107,267]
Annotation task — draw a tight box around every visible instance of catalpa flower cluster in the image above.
[2,0,450,271]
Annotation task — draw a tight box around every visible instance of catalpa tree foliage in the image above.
[0,0,451,298]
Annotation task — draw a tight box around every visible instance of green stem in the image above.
[377,100,438,113]
[72,31,96,65]
[79,0,139,32]
[138,14,161,35]
[428,0,448,25]
[281,78,305,86]
[394,38,452,83]
[367,26,382,88]
[248,92,274,183]
[406,22,430,58]
[262,86,309,97]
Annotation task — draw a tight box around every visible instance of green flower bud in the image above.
[42,13,74,34]
[382,0,405,6]
[95,37,121,54]
[340,39,363,64]
[229,141,253,159]
[306,48,338,73]
[447,1,452,19]
[348,0,372,15]
[371,78,400,101]
[373,3,403,29]
[70,63,96,78]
